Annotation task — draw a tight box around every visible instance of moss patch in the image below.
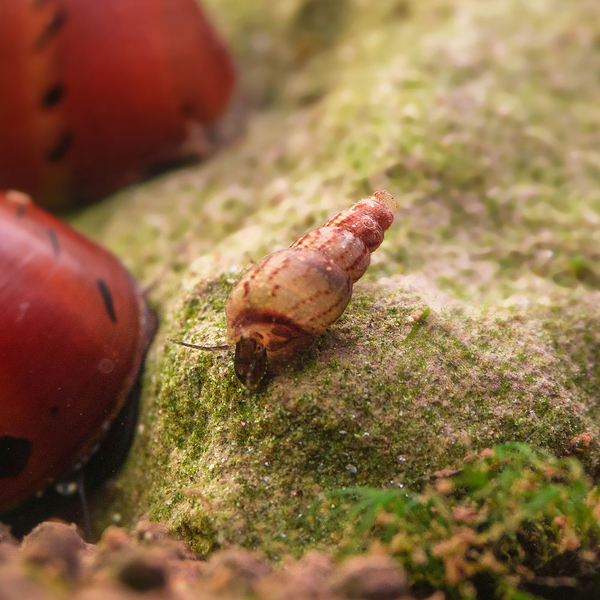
[71,0,600,557]
[336,443,600,599]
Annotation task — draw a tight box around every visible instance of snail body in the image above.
[0,191,156,513]
[225,190,399,387]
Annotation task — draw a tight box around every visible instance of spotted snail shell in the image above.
[224,190,399,387]
[0,0,235,210]
[0,190,156,514]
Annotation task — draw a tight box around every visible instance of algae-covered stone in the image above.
[67,0,600,555]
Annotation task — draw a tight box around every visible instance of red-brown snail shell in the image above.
[174,191,399,388]
[0,190,156,514]
[0,0,235,210]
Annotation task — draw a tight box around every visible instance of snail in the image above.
[0,191,156,514]
[0,0,235,210]
[172,190,399,388]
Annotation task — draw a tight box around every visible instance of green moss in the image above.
[97,276,599,556]
[335,443,600,599]
[68,0,600,564]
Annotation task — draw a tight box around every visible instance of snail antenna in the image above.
[168,338,229,352]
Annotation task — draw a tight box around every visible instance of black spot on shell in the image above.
[97,279,117,323]
[0,436,33,478]
[181,102,195,117]
[46,130,73,163]
[41,83,65,108]
[50,405,60,416]
[34,9,67,51]
[47,228,59,257]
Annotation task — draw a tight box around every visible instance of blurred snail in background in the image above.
[0,0,236,210]
[0,191,156,515]
[172,190,399,388]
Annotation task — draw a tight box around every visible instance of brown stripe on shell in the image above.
[305,291,350,325]
[324,210,384,252]
[292,227,370,283]
[34,9,67,52]
[289,285,340,315]
[350,198,395,230]
[231,307,310,339]
[265,255,290,283]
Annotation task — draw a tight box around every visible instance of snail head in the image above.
[233,322,312,388]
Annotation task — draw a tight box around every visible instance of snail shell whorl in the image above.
[226,247,351,337]
[225,190,397,386]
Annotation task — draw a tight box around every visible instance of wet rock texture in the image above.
[0,520,419,600]
[61,0,600,563]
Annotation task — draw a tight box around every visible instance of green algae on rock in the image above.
[337,443,600,600]
[61,0,600,559]
[145,278,597,557]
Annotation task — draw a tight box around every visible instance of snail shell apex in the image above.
[225,190,398,387]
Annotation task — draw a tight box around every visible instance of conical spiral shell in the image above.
[224,190,398,387]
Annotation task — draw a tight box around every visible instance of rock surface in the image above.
[0,521,416,600]
[56,0,600,557]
